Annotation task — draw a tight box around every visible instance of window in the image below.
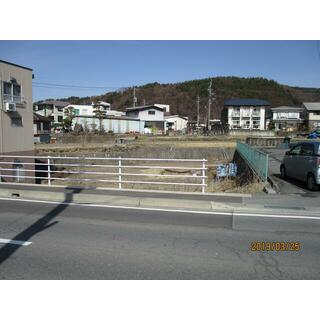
[148,110,156,115]
[13,84,21,97]
[3,81,22,103]
[313,111,320,115]
[11,116,23,127]
[301,144,314,156]
[3,82,11,95]
[289,145,301,156]
[75,109,80,116]
[58,116,63,123]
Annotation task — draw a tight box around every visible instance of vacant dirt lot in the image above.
[35,134,262,193]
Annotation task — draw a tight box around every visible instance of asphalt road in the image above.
[0,199,320,279]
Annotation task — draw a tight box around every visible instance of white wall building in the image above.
[224,99,270,130]
[271,106,304,131]
[65,103,124,118]
[72,116,145,134]
[165,115,188,131]
[126,105,166,133]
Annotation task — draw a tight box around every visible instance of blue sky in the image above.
[0,40,319,101]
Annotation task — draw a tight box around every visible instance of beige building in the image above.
[0,60,34,182]
[302,102,320,130]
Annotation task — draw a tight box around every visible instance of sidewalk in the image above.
[0,183,319,217]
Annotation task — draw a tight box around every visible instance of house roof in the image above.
[33,112,51,122]
[0,59,33,71]
[165,115,188,120]
[302,102,320,111]
[224,99,271,107]
[271,106,304,112]
[36,100,70,107]
[126,105,165,112]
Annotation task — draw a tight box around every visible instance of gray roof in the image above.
[36,100,69,107]
[302,102,320,111]
[224,99,270,107]
[271,106,303,112]
[33,112,51,122]
[126,105,165,112]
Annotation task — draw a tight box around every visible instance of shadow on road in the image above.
[0,187,82,265]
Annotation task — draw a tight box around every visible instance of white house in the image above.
[65,102,124,118]
[223,99,270,130]
[302,102,320,130]
[126,105,166,133]
[165,115,188,131]
[270,106,304,131]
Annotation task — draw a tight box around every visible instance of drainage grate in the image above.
[11,193,20,197]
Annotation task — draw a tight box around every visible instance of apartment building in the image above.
[223,99,270,130]
[0,60,34,182]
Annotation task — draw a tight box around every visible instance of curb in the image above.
[0,182,252,198]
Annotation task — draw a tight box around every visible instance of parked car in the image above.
[280,141,320,190]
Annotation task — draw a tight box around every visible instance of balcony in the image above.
[252,111,261,117]
[241,111,251,118]
[3,94,24,105]
[231,112,240,117]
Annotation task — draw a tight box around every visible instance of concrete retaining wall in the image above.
[229,130,275,137]
[246,137,285,147]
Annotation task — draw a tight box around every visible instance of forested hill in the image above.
[42,77,320,121]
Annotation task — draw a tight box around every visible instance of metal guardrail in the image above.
[236,141,269,181]
[0,155,208,193]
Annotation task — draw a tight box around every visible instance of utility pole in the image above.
[133,87,137,107]
[196,95,200,127]
[143,98,146,106]
[207,79,212,131]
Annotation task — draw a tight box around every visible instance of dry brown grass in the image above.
[35,134,262,194]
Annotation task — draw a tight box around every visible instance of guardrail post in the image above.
[202,158,206,193]
[118,156,122,189]
[47,155,51,186]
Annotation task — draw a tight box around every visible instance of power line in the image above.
[33,81,129,89]
[33,84,113,91]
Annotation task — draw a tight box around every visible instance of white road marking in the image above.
[0,196,319,221]
[0,238,32,246]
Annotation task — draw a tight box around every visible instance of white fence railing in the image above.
[0,155,208,193]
